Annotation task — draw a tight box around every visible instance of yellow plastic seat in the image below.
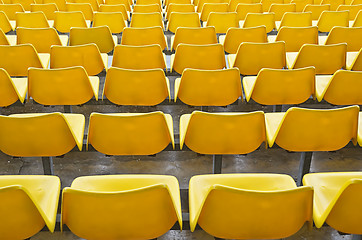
[175,68,242,106]
[65,3,94,20]
[98,4,129,20]
[220,26,267,54]
[87,111,174,155]
[229,0,260,12]
[67,0,99,11]
[112,44,166,70]
[264,105,359,151]
[105,0,131,10]
[167,12,201,33]
[93,12,126,34]
[0,11,14,33]
[171,43,226,74]
[130,12,164,29]
[0,3,25,20]
[189,173,313,239]
[268,3,296,21]
[15,11,51,28]
[303,4,330,20]
[166,3,195,20]
[303,172,362,234]
[133,3,161,13]
[276,12,312,30]
[16,27,68,53]
[286,43,346,74]
[165,0,191,8]
[171,26,217,51]
[262,0,284,12]
[337,4,362,20]
[322,26,362,52]
[50,44,107,76]
[200,3,228,21]
[269,26,318,52]
[136,0,162,6]
[0,68,27,107]
[204,12,238,34]
[0,175,60,239]
[180,111,266,154]
[30,3,58,20]
[69,26,116,53]
[11,0,35,11]
[0,112,85,157]
[0,44,49,76]
[243,67,315,105]
[315,10,349,32]
[346,48,362,70]
[228,41,286,76]
[103,67,170,106]
[315,70,362,105]
[320,0,344,11]
[291,0,313,12]
[54,11,90,33]
[43,0,66,11]
[28,66,99,105]
[121,27,167,50]
[235,3,262,21]
[196,0,228,12]
[61,175,182,240]
[352,9,362,27]
[241,12,276,33]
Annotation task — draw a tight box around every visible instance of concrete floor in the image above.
[1,35,362,239]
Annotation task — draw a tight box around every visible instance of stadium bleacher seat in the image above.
[0,68,27,107]
[121,26,168,50]
[54,11,90,33]
[303,172,362,234]
[276,12,312,30]
[92,12,127,34]
[203,12,239,34]
[243,67,315,105]
[87,111,174,155]
[189,173,313,239]
[171,26,217,51]
[61,175,182,239]
[28,66,99,105]
[30,3,59,20]
[174,68,242,106]
[0,175,60,239]
[241,12,276,33]
[130,12,164,29]
[103,67,170,105]
[167,12,201,33]
[199,3,228,21]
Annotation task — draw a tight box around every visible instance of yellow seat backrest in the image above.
[325,26,362,51]
[246,67,315,105]
[103,67,170,106]
[121,26,167,50]
[232,41,286,75]
[0,11,13,33]
[28,66,98,105]
[0,68,26,107]
[130,12,164,29]
[267,106,359,151]
[50,43,105,76]
[276,26,318,52]
[172,43,226,74]
[268,3,296,21]
[180,111,266,154]
[175,68,242,106]
[30,3,59,20]
[0,112,85,157]
[166,3,195,20]
[17,27,62,53]
[0,3,25,20]
[15,11,49,28]
[317,10,349,32]
[279,12,312,29]
[243,12,276,32]
[292,43,346,74]
[69,26,114,53]
[206,12,239,34]
[0,44,44,76]
[65,2,93,20]
[167,12,201,33]
[112,44,166,70]
[223,26,267,54]
[303,4,330,20]
[235,3,262,20]
[172,26,217,50]
[54,11,88,33]
[92,12,126,34]
[87,111,174,155]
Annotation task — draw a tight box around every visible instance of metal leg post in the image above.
[42,157,54,175]
[213,155,222,174]
[297,152,313,186]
